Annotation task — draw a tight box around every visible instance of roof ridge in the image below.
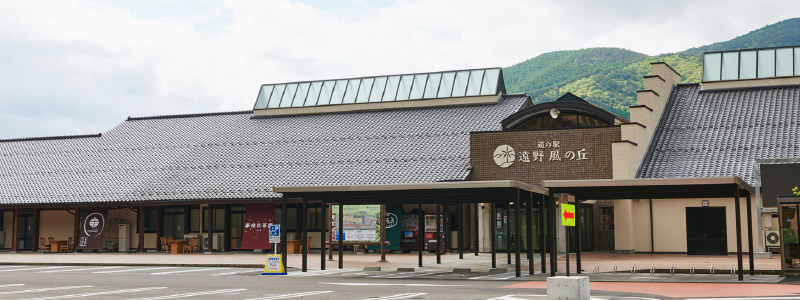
[698,83,800,92]
[0,133,102,143]
[127,110,253,121]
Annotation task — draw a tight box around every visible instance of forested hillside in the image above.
[503,18,800,118]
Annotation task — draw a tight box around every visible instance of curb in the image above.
[0,262,265,268]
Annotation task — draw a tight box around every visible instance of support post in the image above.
[734,187,744,281]
[474,203,479,256]
[380,204,387,262]
[527,192,534,275]
[491,202,496,269]
[458,203,464,259]
[320,200,326,270]
[328,203,333,262]
[507,202,511,265]
[73,208,80,253]
[338,203,344,269]
[514,190,521,277]
[566,226,570,277]
[549,194,557,276]
[281,197,288,271]
[33,209,39,252]
[576,199,581,274]
[436,203,441,264]
[12,209,19,252]
[539,195,546,274]
[418,204,423,268]
[746,192,755,276]
[156,206,162,252]
[138,206,145,252]
[301,198,308,272]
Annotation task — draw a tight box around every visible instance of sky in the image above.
[0,0,798,139]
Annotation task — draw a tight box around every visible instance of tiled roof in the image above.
[637,83,800,186]
[0,95,528,205]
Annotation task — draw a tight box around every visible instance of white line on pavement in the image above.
[18,286,168,300]
[127,288,247,300]
[0,265,30,269]
[468,272,516,280]
[319,282,469,287]
[0,286,93,295]
[372,293,428,300]
[286,268,358,276]
[242,290,334,300]
[370,270,446,278]
[212,269,263,276]
[0,266,71,272]
[40,266,121,273]
[0,284,25,288]
[94,267,177,274]
[487,295,547,300]
[687,298,800,300]
[151,268,227,275]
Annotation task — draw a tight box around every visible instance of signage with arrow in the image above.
[561,203,575,227]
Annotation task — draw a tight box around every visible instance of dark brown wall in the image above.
[470,126,621,250]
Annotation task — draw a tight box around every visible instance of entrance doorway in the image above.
[686,207,727,255]
[17,211,34,251]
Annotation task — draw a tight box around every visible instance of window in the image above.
[514,113,609,130]
[143,208,158,233]
[0,211,4,231]
[600,207,614,231]
[189,207,201,233]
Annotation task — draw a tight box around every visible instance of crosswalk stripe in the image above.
[211,269,262,276]
[17,286,168,300]
[0,286,92,295]
[126,288,247,300]
[0,266,71,272]
[0,284,25,288]
[243,290,334,300]
[151,268,226,275]
[94,267,176,274]
[40,266,121,273]
[372,293,428,300]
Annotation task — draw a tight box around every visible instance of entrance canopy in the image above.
[542,176,755,281]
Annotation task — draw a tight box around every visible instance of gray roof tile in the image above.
[637,84,800,186]
[0,95,528,205]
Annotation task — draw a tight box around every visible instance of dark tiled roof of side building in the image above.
[637,83,800,186]
[0,95,528,205]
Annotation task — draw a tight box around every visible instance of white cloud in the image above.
[0,0,797,139]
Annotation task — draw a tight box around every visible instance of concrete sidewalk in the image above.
[0,251,781,274]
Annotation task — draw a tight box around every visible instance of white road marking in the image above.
[127,288,247,300]
[319,282,469,287]
[370,270,446,278]
[212,269,263,276]
[468,272,518,280]
[0,265,30,269]
[94,267,177,274]
[0,266,71,272]
[243,290,334,300]
[151,267,227,275]
[687,298,800,300]
[18,286,168,300]
[0,284,25,288]
[286,268,358,276]
[40,266,121,273]
[0,286,92,295]
[487,295,546,300]
[371,293,428,300]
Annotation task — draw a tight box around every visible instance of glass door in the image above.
[228,205,245,251]
[17,211,34,251]
[579,204,594,251]
[161,207,186,240]
[781,204,800,270]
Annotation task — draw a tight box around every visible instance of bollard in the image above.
[650,264,655,275]
[710,264,715,275]
[547,276,590,300]
[612,264,618,275]
[631,264,637,275]
[690,264,695,275]
[669,264,675,275]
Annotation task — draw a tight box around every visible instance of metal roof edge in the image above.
[0,133,102,144]
[127,110,252,121]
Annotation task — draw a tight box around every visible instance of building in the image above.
[1,46,799,274]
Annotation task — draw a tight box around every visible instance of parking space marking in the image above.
[151,268,227,275]
[0,266,71,272]
[469,272,516,280]
[127,288,247,300]
[18,286,168,300]
[0,284,25,288]
[319,282,468,287]
[372,293,428,300]
[0,286,92,295]
[243,290,334,300]
[286,268,358,277]
[40,266,121,273]
[0,265,30,269]
[212,269,263,276]
[370,270,446,279]
[487,295,546,300]
[94,267,177,274]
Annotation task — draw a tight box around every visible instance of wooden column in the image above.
[320,200,327,270]
[156,206,162,251]
[474,203,479,256]
[490,202,496,269]
[281,197,288,271]
[33,209,40,251]
[138,207,145,252]
[417,204,423,268]
[12,209,19,252]
[379,204,387,262]
[73,208,80,253]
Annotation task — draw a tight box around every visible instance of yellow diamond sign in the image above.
[561,203,575,227]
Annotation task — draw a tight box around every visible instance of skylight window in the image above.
[703,46,800,82]
[253,67,505,110]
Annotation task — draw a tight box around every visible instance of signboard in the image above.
[78,209,108,250]
[561,204,575,227]
[242,204,275,250]
[367,205,402,251]
[269,224,280,244]
[761,163,800,207]
[332,205,380,242]
[261,254,286,275]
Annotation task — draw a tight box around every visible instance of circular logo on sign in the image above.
[385,213,399,229]
[493,145,516,168]
[83,212,105,237]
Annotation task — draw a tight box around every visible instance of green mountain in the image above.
[503,18,800,118]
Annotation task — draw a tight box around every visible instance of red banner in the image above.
[241,204,275,250]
